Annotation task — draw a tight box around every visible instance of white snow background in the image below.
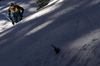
[0,0,100,66]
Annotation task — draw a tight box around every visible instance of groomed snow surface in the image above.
[0,0,100,66]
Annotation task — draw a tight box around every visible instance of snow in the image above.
[0,0,100,66]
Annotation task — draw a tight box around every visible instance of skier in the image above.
[8,3,24,25]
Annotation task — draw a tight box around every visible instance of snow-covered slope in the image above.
[1,0,100,66]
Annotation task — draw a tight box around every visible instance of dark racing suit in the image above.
[8,4,24,23]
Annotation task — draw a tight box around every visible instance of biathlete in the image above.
[8,3,24,25]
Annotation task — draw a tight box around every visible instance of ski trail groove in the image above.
[74,13,81,38]
[82,11,93,28]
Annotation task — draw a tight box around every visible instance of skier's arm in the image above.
[20,7,24,15]
[8,8,12,20]
[16,5,24,15]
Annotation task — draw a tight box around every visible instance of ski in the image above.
[3,13,14,25]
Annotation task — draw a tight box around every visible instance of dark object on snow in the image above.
[51,45,61,54]
[36,0,49,10]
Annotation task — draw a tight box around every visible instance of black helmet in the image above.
[10,3,14,6]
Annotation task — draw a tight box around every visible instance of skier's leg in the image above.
[15,11,22,21]
[13,12,20,23]
[18,11,23,21]
[14,16,18,23]
[19,16,22,20]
